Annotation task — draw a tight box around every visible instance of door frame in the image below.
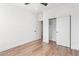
[48,16,71,48]
[70,16,71,48]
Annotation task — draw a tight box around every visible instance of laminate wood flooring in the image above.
[0,39,79,56]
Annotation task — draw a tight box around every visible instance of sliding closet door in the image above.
[56,16,70,47]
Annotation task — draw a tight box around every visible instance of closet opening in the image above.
[41,21,43,40]
[49,18,56,43]
[48,16,71,48]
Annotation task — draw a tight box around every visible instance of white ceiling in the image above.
[3,3,79,14]
[13,3,62,14]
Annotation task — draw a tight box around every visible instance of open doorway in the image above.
[41,21,43,39]
[49,18,56,43]
[48,16,71,48]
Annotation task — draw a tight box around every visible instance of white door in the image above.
[56,16,70,47]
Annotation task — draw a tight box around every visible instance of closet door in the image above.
[56,16,70,47]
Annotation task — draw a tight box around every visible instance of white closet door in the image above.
[56,16,70,47]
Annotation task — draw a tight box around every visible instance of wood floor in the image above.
[0,39,79,56]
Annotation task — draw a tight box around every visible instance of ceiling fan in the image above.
[24,3,48,6]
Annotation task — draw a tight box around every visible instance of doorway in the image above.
[49,16,71,48]
[49,18,56,42]
[41,21,43,39]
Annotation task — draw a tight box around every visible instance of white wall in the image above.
[43,4,79,50]
[0,4,41,52]
[43,13,49,43]
[35,16,41,40]
[43,6,71,43]
[71,8,79,50]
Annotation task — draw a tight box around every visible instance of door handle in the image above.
[34,30,36,32]
[56,31,58,33]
